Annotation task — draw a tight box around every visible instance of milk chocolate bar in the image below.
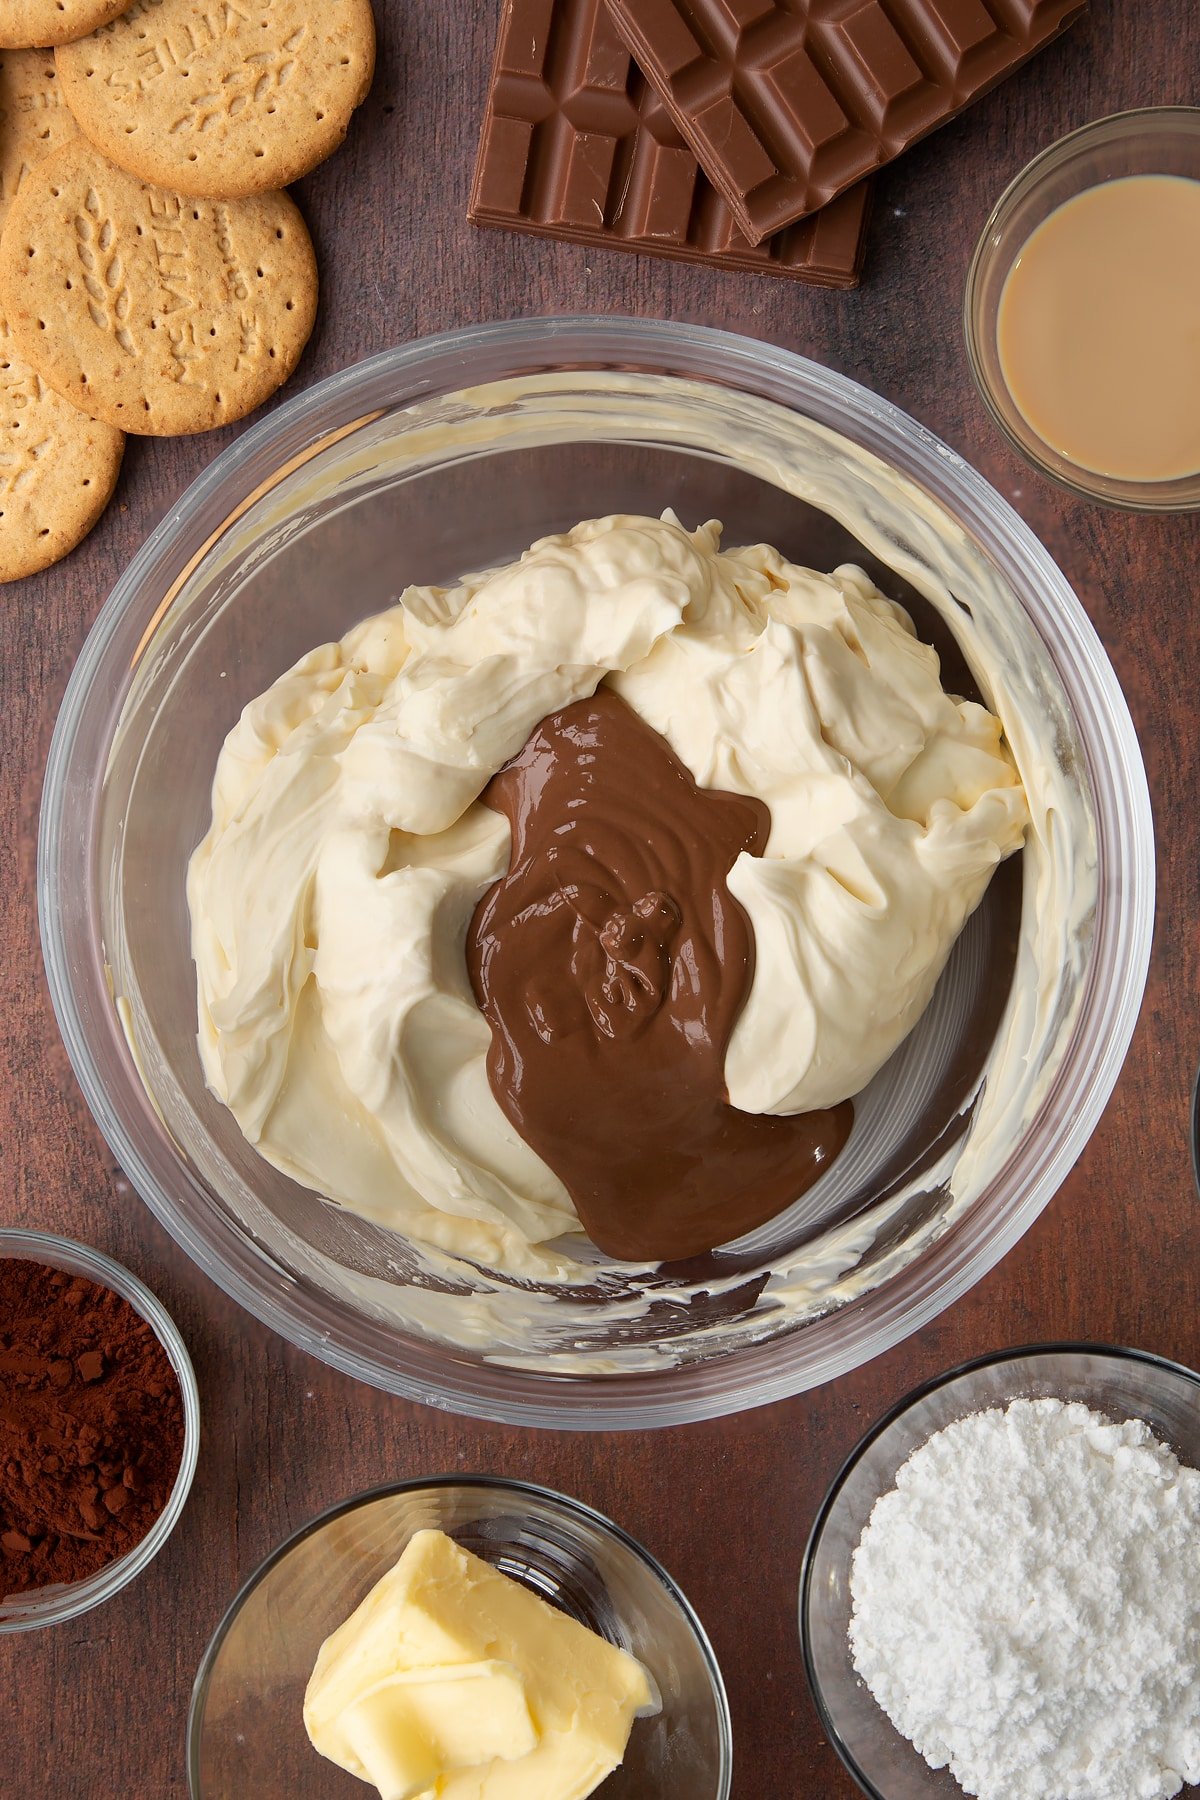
[606,0,1085,243]
[469,0,871,286]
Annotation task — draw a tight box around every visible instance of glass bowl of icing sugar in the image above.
[801,1343,1200,1800]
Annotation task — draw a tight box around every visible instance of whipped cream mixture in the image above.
[188,512,1028,1270]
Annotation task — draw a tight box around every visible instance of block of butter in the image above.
[303,1527,660,1800]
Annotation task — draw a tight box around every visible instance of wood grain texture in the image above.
[2,1,1198,1793]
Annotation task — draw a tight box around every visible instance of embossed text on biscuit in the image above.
[146,189,193,316]
[104,2,254,95]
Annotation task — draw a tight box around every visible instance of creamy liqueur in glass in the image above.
[997,174,1200,483]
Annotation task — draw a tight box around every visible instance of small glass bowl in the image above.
[189,1477,732,1799]
[965,107,1200,510]
[799,1343,1200,1799]
[0,1227,200,1633]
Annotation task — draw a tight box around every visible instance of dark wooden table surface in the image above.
[3,2,1198,1793]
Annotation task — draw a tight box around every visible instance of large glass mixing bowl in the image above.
[39,318,1153,1429]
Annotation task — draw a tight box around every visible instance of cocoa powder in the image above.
[0,1257,185,1596]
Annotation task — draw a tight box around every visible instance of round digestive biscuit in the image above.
[0,0,134,52]
[0,311,123,581]
[0,139,317,435]
[55,0,376,199]
[0,49,79,231]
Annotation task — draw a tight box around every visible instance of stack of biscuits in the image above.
[0,0,375,583]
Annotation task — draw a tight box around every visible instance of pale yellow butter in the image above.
[303,1528,659,1800]
[335,1661,538,1798]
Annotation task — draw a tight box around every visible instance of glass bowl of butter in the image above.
[39,317,1153,1428]
[187,1476,731,1800]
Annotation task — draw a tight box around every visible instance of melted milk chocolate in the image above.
[467,689,852,1263]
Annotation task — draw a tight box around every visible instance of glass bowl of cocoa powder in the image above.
[0,1228,200,1633]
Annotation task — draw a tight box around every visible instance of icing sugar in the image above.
[850,1397,1200,1800]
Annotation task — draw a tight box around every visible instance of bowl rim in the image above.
[797,1339,1200,1799]
[186,1471,734,1799]
[963,104,1200,512]
[38,314,1156,1428]
[0,1226,200,1633]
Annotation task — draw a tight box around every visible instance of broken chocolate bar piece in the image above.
[469,0,871,286]
[606,0,1085,243]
